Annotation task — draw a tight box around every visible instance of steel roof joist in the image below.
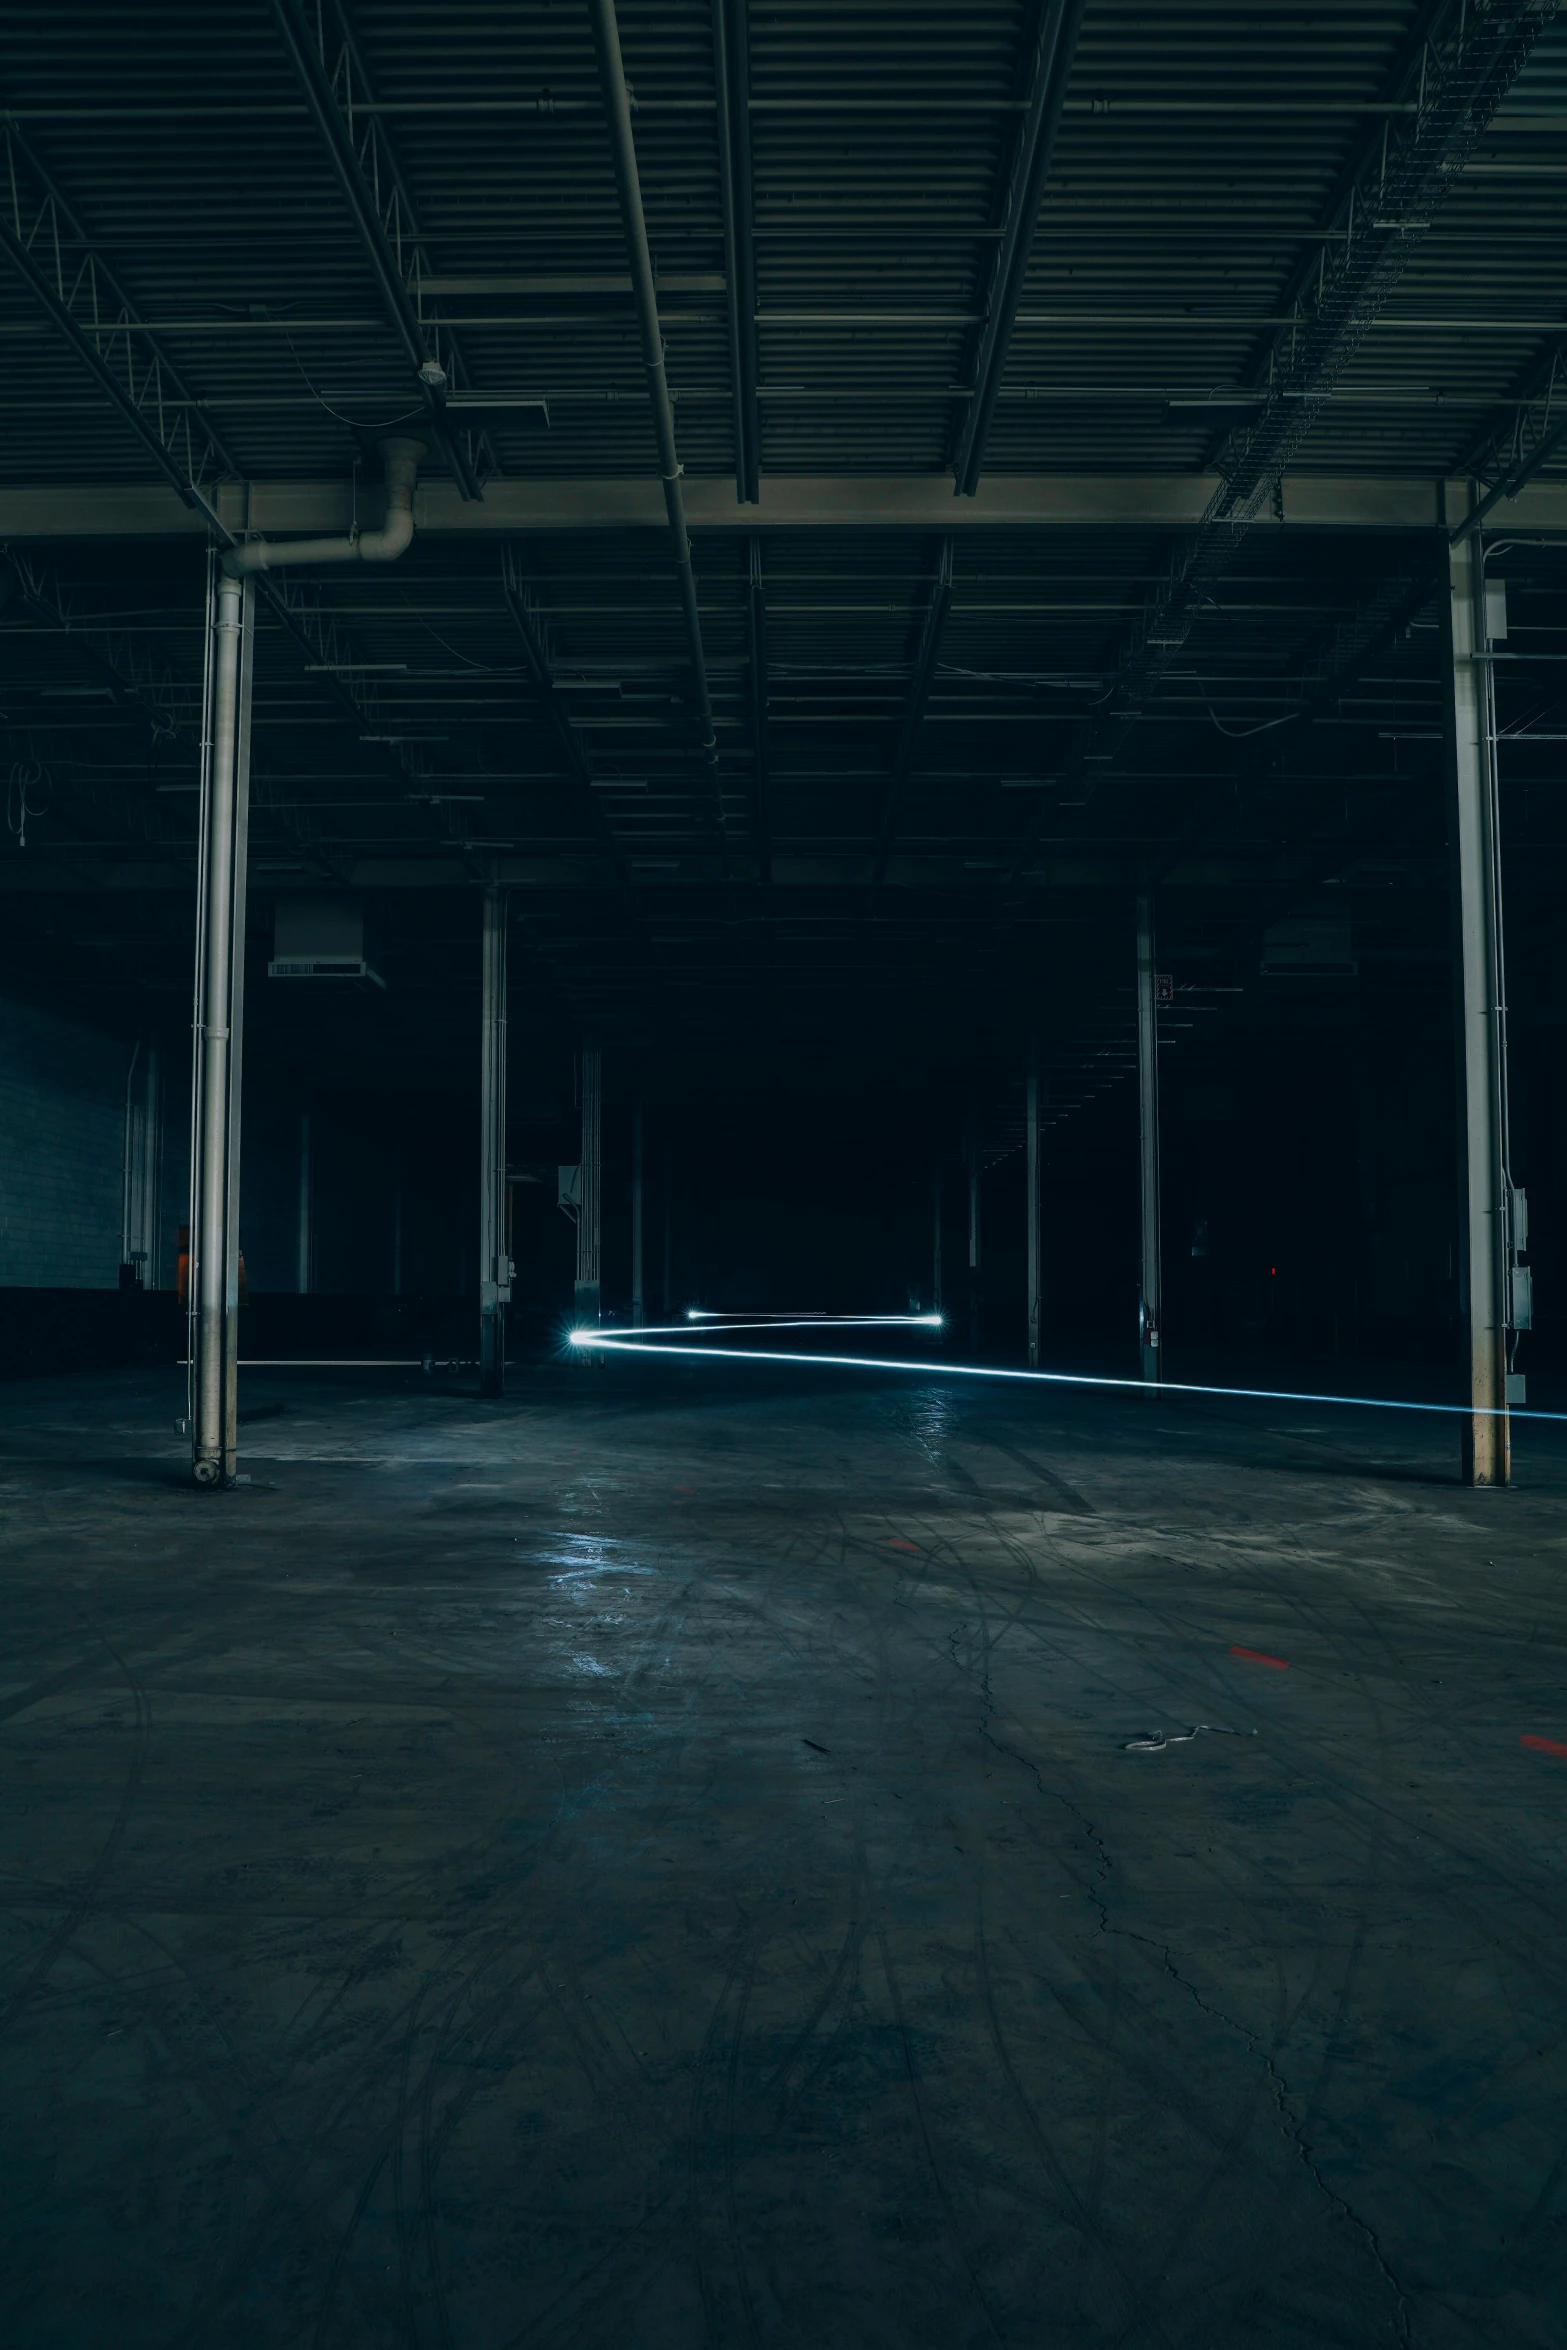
[951,0,1088,497]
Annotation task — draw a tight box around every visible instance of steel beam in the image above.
[265,0,481,499]
[712,0,761,502]
[0,121,462,813]
[1135,893,1162,1387]
[1451,340,1567,543]
[187,566,254,1488]
[1,548,366,880]
[1150,550,1443,887]
[499,554,638,888]
[951,0,1087,497]
[587,0,724,846]
[479,884,511,1396]
[328,0,496,489]
[872,541,953,884]
[1444,507,1511,1485]
[12,472,1567,539]
[0,546,195,738]
[1008,0,1558,873]
[0,119,235,524]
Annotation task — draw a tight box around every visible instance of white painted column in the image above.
[479,885,511,1395]
[576,1044,603,1326]
[188,565,253,1487]
[1136,891,1163,1387]
[1444,506,1510,1484]
[1026,1037,1041,1368]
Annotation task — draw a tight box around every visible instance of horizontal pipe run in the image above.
[225,439,424,575]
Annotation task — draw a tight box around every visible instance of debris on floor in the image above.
[1122,1724,1257,1753]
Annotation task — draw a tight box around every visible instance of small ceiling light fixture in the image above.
[418,358,448,390]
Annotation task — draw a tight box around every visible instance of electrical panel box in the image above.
[1511,1186,1529,1253]
[1511,1264,1534,1331]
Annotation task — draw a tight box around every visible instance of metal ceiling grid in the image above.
[0,0,1564,1103]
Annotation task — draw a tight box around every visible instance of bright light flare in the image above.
[565,1320,1567,1425]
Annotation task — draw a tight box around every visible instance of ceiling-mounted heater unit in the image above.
[268,895,385,987]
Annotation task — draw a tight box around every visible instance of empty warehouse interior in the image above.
[4,2,1567,2342]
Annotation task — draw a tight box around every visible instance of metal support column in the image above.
[187,565,253,1487]
[927,1159,941,1317]
[1026,1038,1041,1368]
[121,1038,163,1288]
[632,1099,645,1326]
[1136,891,1163,1388]
[663,1131,674,1315]
[296,1112,312,1295]
[478,884,511,1396]
[966,1098,982,1356]
[576,1045,603,1328]
[392,1149,405,1299]
[1444,510,1511,1485]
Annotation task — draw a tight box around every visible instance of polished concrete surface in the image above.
[2,1358,1566,2347]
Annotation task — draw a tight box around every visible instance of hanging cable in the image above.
[7,759,51,848]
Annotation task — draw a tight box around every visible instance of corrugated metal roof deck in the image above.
[0,1,1563,1084]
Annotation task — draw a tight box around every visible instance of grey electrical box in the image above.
[1511,1264,1534,1331]
[269,894,384,986]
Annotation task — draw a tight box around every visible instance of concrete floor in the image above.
[2,1359,1566,2348]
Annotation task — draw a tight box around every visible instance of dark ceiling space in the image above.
[0,0,1564,1194]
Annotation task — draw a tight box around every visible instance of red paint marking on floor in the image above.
[888,1538,921,1553]
[1522,1734,1567,1759]
[1230,1645,1289,1671]
[674,1485,695,1494]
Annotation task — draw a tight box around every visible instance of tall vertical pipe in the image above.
[479,885,511,1395]
[189,568,252,1486]
[576,1045,603,1327]
[663,1130,674,1315]
[1445,505,1510,1483]
[1136,891,1163,1388]
[1026,1037,1041,1369]
[142,1044,163,1288]
[966,1098,982,1356]
[296,1112,313,1296]
[632,1099,645,1326]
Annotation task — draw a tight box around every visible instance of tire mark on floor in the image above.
[0,1627,149,2042]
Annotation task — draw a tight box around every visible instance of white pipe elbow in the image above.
[223,437,425,576]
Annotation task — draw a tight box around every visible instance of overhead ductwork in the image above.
[223,437,424,574]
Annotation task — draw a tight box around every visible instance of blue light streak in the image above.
[564,1320,1565,1424]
